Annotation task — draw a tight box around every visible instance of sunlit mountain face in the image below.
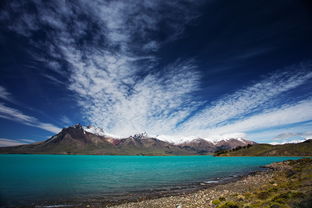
[0,0,312,146]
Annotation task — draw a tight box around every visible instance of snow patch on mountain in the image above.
[72,124,251,144]
[82,126,121,138]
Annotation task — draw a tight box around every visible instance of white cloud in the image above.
[0,86,15,103]
[0,86,61,134]
[270,138,309,145]
[66,53,200,137]
[2,0,312,143]
[0,103,61,134]
[207,99,312,135]
[50,1,204,137]
[1,0,206,138]
[19,139,36,143]
[179,69,312,133]
[0,138,26,147]
[0,138,34,147]
[42,74,64,86]
[60,116,72,125]
[37,123,61,134]
[273,132,312,140]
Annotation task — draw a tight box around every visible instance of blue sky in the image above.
[0,0,312,145]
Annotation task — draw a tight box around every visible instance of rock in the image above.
[237,194,245,200]
[176,204,182,208]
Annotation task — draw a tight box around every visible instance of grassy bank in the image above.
[110,158,312,208]
[214,140,312,156]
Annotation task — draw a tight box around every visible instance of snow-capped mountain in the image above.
[0,124,256,155]
[178,138,255,154]
[83,125,121,138]
[83,125,106,136]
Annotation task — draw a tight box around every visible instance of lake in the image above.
[0,154,302,207]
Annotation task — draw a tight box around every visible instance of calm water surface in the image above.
[0,154,302,207]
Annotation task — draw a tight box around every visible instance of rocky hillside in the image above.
[215,139,312,156]
[0,124,254,155]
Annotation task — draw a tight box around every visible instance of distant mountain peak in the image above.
[130,132,149,139]
[71,123,83,129]
[192,138,211,143]
[83,125,106,137]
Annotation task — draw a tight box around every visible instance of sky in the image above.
[0,0,312,146]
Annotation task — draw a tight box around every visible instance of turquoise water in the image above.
[0,155,301,207]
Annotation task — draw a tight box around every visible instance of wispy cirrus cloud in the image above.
[0,85,61,134]
[207,99,312,135]
[273,132,312,140]
[179,68,312,132]
[0,138,36,147]
[65,49,201,136]
[269,139,309,145]
[19,139,36,143]
[60,116,72,126]
[174,65,312,136]
[1,0,312,142]
[1,0,204,137]
[0,138,26,147]
[0,86,15,103]
[267,131,312,145]
[0,103,61,133]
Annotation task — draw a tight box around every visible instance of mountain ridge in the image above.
[0,124,255,155]
[214,139,312,156]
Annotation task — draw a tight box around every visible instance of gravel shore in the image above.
[109,159,312,208]
[108,170,274,208]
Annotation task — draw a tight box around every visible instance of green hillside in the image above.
[215,139,312,156]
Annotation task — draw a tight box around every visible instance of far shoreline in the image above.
[0,153,310,157]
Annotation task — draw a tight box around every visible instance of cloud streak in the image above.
[0,103,61,133]
[0,138,36,147]
[273,132,312,140]
[180,69,312,130]
[0,138,26,147]
[1,0,204,137]
[1,0,312,142]
[0,86,15,103]
[208,99,312,135]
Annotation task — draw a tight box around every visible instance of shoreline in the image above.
[4,158,311,208]
[14,168,268,208]
[104,170,267,208]
[7,168,264,208]
[109,158,312,208]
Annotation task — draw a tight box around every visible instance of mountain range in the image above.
[0,124,254,155]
